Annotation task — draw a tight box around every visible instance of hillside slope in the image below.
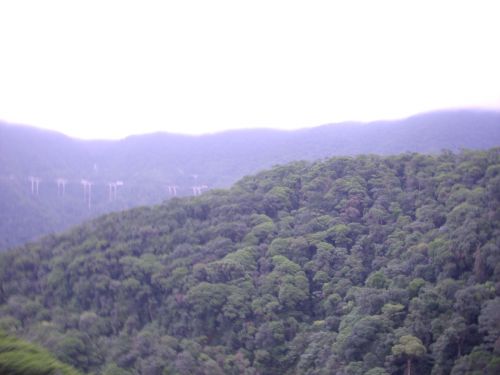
[1,109,500,250]
[1,149,499,374]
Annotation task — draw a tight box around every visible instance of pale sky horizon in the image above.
[1,0,499,140]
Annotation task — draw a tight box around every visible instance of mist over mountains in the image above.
[1,109,499,250]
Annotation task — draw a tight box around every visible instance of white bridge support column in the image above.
[56,178,67,196]
[29,176,41,195]
[81,179,93,209]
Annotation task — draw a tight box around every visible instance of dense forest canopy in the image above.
[1,149,499,374]
[1,109,500,250]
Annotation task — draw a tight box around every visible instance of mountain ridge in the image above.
[3,108,499,141]
[1,109,499,250]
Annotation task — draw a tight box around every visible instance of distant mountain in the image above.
[1,109,499,250]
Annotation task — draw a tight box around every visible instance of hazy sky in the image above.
[1,0,499,139]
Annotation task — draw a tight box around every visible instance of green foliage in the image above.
[0,149,500,374]
[392,335,427,357]
[0,330,81,375]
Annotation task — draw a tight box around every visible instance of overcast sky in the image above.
[0,0,499,139]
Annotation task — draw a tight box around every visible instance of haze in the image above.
[1,0,499,139]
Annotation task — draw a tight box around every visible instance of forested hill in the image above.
[1,149,500,375]
[1,109,500,250]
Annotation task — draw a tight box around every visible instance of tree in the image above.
[392,335,426,375]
